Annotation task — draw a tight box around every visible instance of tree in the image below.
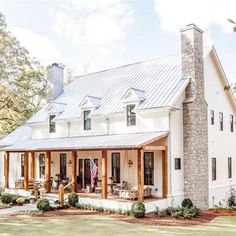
[0,12,46,139]
[228,19,236,32]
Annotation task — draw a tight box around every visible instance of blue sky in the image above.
[0,0,235,83]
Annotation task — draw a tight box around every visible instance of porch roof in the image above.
[1,131,168,152]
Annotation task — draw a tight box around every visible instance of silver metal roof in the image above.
[27,52,188,123]
[1,131,168,151]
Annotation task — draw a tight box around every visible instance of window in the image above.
[175,158,181,170]
[111,153,120,183]
[230,115,234,132]
[21,154,24,177]
[127,104,136,126]
[39,154,45,179]
[212,158,216,181]
[219,112,223,131]
[49,115,56,133]
[60,153,67,179]
[228,157,232,179]
[144,152,154,185]
[210,110,214,125]
[84,110,91,130]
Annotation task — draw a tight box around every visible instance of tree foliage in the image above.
[0,12,46,139]
[228,19,236,32]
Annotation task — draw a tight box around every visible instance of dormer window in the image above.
[49,115,56,133]
[84,110,91,130]
[127,105,136,126]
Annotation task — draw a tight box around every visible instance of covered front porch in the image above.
[2,131,169,206]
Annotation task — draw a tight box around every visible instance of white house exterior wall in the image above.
[205,55,236,208]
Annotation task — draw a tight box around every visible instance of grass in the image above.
[0,215,236,236]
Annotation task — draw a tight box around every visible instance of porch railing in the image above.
[59,181,74,204]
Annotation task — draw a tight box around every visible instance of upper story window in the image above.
[230,115,234,132]
[127,105,136,126]
[210,110,214,125]
[228,157,232,179]
[219,112,223,131]
[174,158,181,170]
[49,115,56,133]
[84,110,91,130]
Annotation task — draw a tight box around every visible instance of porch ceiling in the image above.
[1,131,168,152]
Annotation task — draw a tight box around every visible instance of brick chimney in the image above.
[181,24,209,208]
[46,63,64,102]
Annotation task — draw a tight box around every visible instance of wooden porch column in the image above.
[45,151,51,193]
[71,150,78,192]
[4,152,9,188]
[101,150,107,199]
[162,149,168,198]
[24,151,29,191]
[29,151,35,179]
[137,149,144,202]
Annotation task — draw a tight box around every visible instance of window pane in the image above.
[39,154,45,178]
[84,110,91,130]
[212,158,216,181]
[112,153,120,183]
[144,152,154,185]
[175,158,181,170]
[219,113,223,131]
[127,105,136,126]
[21,154,24,177]
[49,115,56,133]
[210,110,214,125]
[60,153,67,179]
[230,115,234,132]
[228,157,232,179]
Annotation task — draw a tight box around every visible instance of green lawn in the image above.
[0,215,236,236]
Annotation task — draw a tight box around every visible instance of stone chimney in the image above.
[46,63,64,102]
[181,24,209,208]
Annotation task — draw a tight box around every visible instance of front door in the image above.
[84,159,91,187]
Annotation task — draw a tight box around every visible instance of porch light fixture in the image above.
[128,160,133,168]
[68,160,72,165]
[51,161,54,165]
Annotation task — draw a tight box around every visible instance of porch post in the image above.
[29,151,35,179]
[71,150,78,192]
[4,151,9,188]
[45,151,51,193]
[162,149,168,198]
[137,149,144,202]
[24,151,29,191]
[101,149,107,199]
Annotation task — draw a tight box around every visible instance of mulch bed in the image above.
[8,208,236,227]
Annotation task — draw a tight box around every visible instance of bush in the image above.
[1,193,12,204]
[37,198,51,211]
[16,197,25,206]
[131,202,146,218]
[182,198,193,208]
[226,187,236,208]
[68,192,79,207]
[11,194,20,204]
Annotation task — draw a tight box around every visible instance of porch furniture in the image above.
[61,178,69,186]
[119,186,152,200]
[114,181,128,195]
[95,180,102,194]
[15,179,24,188]
[108,183,117,194]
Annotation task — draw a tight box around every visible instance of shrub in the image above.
[226,187,236,208]
[182,198,193,208]
[131,202,146,218]
[68,192,79,207]
[16,197,25,206]
[1,193,12,204]
[11,194,20,204]
[37,198,51,211]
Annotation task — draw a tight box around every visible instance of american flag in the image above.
[90,160,98,185]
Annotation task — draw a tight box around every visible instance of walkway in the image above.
[0,204,37,215]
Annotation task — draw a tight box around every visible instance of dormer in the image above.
[79,96,102,110]
[45,102,67,114]
[122,88,145,104]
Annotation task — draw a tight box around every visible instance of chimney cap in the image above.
[180,23,204,34]
[47,63,64,70]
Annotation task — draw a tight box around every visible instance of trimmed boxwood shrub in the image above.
[37,198,51,211]
[182,198,193,208]
[11,194,20,204]
[68,192,79,207]
[1,193,12,204]
[131,202,146,218]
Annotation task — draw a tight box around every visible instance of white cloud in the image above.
[51,0,134,54]
[154,0,236,34]
[10,27,62,65]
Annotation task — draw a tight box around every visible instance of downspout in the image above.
[168,110,173,204]
[106,117,110,135]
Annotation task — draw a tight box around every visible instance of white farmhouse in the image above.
[0,24,235,212]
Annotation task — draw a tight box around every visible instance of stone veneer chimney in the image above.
[46,63,64,102]
[181,24,209,208]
